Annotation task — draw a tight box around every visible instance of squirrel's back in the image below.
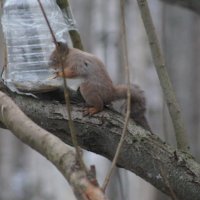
[49,44,151,131]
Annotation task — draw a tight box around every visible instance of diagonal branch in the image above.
[0,91,108,200]
[136,0,189,152]
[56,0,84,50]
[1,86,200,200]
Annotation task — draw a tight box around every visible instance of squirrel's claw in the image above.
[83,107,100,116]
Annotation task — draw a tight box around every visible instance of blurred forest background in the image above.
[0,0,200,200]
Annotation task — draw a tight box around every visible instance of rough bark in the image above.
[161,0,200,15]
[0,86,200,200]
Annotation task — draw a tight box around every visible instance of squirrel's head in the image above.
[49,43,103,79]
[49,41,69,68]
[61,49,99,78]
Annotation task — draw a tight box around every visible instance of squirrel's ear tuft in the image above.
[56,42,69,53]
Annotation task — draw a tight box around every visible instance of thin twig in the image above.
[102,0,131,191]
[161,5,171,142]
[37,0,87,172]
[37,0,57,46]
[136,0,189,152]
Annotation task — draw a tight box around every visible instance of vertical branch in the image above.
[0,0,3,9]
[37,0,87,172]
[1,44,7,78]
[102,0,131,191]
[136,0,189,152]
[56,0,84,50]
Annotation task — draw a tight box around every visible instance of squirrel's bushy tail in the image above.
[114,84,152,132]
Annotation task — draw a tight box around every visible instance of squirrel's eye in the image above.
[84,61,88,67]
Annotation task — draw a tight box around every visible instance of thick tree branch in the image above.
[161,0,200,15]
[0,90,108,200]
[0,86,200,200]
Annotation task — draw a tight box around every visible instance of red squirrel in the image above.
[49,42,151,132]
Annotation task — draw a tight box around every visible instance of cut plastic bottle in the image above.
[1,0,74,93]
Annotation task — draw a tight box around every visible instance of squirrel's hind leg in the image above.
[80,83,104,115]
